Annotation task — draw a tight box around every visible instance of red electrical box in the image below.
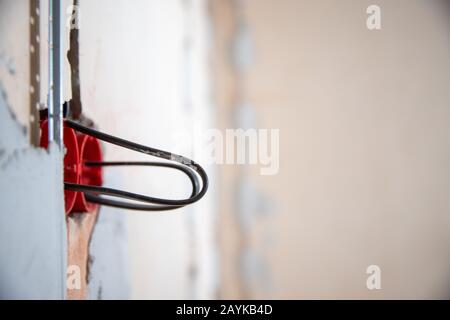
[40,120,103,214]
[72,134,103,212]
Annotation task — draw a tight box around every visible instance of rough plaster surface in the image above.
[87,171,130,300]
[0,86,66,299]
[0,0,29,130]
[80,0,216,299]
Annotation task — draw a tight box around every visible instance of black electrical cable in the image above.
[82,161,200,211]
[64,119,208,211]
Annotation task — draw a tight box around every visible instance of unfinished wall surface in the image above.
[87,172,130,300]
[1,0,215,300]
[78,0,216,299]
[0,85,66,299]
[0,0,66,299]
[0,0,30,129]
[213,0,450,299]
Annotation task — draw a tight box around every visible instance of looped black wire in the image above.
[64,120,208,211]
[79,161,199,211]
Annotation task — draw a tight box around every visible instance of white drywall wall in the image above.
[0,85,66,299]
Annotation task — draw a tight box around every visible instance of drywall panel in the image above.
[0,85,66,299]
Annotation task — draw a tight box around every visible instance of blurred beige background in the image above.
[213,0,450,299]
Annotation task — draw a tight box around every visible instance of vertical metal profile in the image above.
[29,0,41,146]
[48,0,63,147]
